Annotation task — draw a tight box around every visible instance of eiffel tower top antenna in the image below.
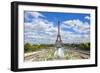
[55,17,60,35]
[58,20,60,36]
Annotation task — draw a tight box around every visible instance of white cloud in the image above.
[24,12,90,44]
[25,11,44,18]
[61,19,90,43]
[85,16,90,20]
[24,11,45,22]
[24,12,58,44]
[62,19,90,34]
[61,30,90,44]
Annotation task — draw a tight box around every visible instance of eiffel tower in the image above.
[54,20,64,59]
[55,20,63,48]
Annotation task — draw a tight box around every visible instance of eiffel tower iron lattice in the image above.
[54,20,65,59]
[55,20,63,48]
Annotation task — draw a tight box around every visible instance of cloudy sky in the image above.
[24,11,90,44]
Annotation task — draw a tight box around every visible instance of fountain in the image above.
[54,20,65,59]
[54,47,64,59]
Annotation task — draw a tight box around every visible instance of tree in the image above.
[24,43,31,53]
[79,43,90,50]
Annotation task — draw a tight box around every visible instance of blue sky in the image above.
[24,11,90,44]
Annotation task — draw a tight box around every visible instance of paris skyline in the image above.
[24,11,90,44]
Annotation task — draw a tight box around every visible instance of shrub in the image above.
[24,43,32,53]
[79,43,90,50]
[24,43,51,53]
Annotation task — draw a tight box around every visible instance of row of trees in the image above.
[24,42,90,53]
[64,43,90,51]
[24,43,51,53]
[78,43,90,50]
